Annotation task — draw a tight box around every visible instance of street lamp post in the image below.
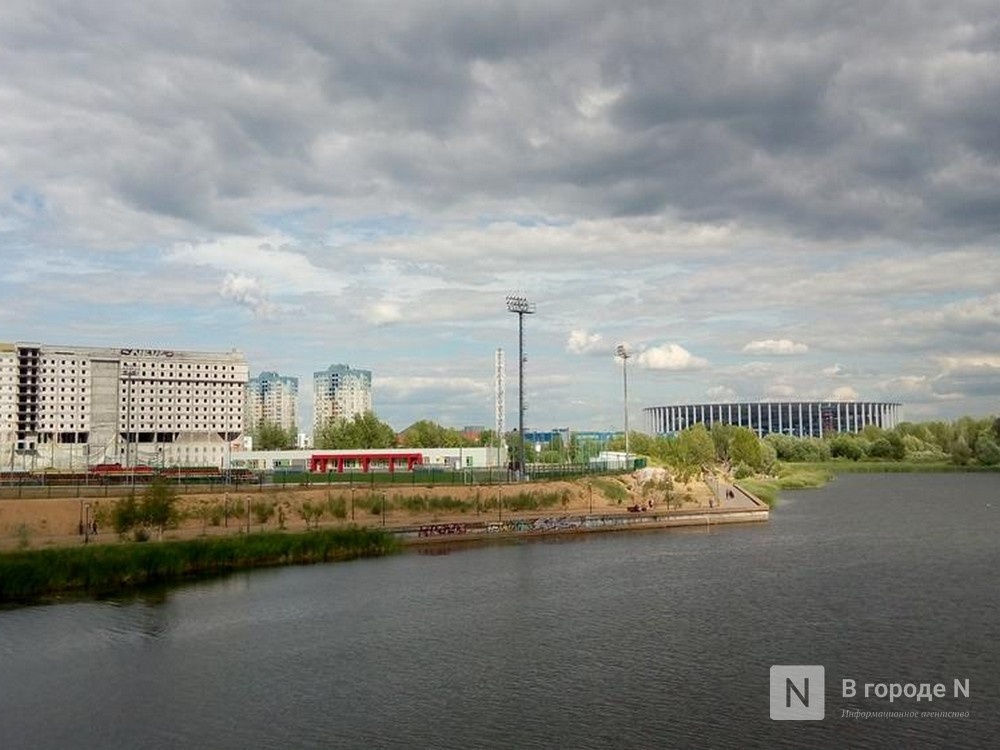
[121,363,138,492]
[616,344,631,470]
[506,295,535,481]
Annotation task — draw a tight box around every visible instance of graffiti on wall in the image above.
[418,523,467,537]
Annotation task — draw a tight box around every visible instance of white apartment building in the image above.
[245,371,299,435]
[313,364,372,432]
[1,342,248,471]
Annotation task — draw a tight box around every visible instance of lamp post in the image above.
[121,363,138,492]
[615,344,631,470]
[506,294,535,481]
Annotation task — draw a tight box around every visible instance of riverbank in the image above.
[0,474,771,601]
[0,475,724,550]
[737,460,1000,506]
[0,527,398,602]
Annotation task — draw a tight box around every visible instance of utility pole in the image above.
[506,295,535,480]
[616,344,631,469]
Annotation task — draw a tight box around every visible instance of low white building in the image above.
[229,446,498,472]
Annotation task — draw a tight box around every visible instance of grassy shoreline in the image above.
[0,527,399,603]
[739,461,999,507]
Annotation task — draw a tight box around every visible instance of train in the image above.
[0,464,257,486]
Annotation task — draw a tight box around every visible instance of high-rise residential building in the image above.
[1,341,248,471]
[313,364,372,432]
[245,371,299,435]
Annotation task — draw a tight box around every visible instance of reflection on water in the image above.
[0,473,997,750]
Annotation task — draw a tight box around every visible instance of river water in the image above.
[1,473,997,749]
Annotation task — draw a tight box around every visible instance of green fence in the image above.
[0,460,641,499]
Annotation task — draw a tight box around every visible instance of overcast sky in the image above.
[2,1,998,433]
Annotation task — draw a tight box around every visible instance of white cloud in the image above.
[566,329,605,355]
[636,344,708,371]
[823,363,848,377]
[707,385,736,401]
[167,235,348,296]
[766,384,796,398]
[827,386,859,401]
[376,375,490,398]
[742,339,809,356]
[219,273,275,318]
[931,356,1000,398]
[366,302,404,326]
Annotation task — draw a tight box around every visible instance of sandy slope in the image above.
[0,474,723,550]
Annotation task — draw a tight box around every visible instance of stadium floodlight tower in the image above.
[615,344,631,469]
[506,294,535,480]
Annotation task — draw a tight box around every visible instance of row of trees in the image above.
[606,416,1000,474]
[248,420,299,450]
[253,410,1000,471]
[313,413,502,450]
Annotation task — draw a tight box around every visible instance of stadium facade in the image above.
[1,341,248,471]
[643,401,902,438]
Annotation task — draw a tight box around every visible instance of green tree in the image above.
[399,420,470,448]
[627,432,656,461]
[830,434,865,461]
[974,431,1000,466]
[140,476,178,539]
[868,437,895,459]
[730,427,765,471]
[885,431,907,460]
[315,411,397,449]
[112,493,140,538]
[710,423,739,464]
[253,420,296,449]
[951,435,972,466]
[676,425,716,469]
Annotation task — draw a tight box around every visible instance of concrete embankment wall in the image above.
[393,504,769,545]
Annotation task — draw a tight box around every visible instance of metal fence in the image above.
[0,460,640,500]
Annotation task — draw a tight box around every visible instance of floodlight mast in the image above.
[616,344,631,469]
[506,295,535,480]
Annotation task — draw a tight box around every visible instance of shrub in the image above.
[328,497,347,520]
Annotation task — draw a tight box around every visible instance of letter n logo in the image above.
[770,665,825,720]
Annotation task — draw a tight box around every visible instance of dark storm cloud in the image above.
[1,0,998,243]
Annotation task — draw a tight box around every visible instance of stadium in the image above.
[643,401,902,438]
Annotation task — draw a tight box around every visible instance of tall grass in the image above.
[0,528,399,602]
[397,494,470,513]
[590,478,629,503]
[796,461,1000,474]
[738,464,834,507]
[735,479,778,507]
